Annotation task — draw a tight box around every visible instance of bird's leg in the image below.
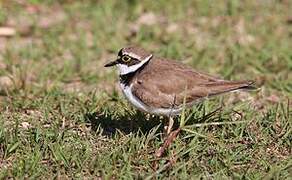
[164,95,176,135]
[154,96,180,160]
[155,127,181,158]
[166,116,174,135]
[163,116,174,135]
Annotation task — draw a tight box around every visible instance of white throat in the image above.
[117,54,152,75]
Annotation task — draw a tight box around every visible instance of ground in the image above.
[0,0,291,179]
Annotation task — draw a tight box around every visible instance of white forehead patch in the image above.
[117,54,152,75]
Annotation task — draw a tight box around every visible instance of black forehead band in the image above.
[118,48,123,57]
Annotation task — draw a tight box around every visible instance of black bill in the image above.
[104,60,118,67]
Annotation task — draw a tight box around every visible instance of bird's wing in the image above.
[131,59,254,109]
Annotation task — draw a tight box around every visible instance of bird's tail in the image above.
[206,80,258,96]
[228,80,257,91]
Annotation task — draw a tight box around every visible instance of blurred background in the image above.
[0,0,291,95]
[0,0,291,179]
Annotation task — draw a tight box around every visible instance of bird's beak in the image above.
[104,60,118,67]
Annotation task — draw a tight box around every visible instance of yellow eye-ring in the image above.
[122,55,131,62]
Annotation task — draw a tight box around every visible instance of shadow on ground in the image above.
[84,103,223,137]
[84,111,175,136]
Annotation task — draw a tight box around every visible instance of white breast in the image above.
[120,83,182,116]
[120,83,148,112]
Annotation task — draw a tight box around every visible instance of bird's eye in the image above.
[122,55,131,62]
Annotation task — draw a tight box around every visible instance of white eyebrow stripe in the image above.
[123,52,141,60]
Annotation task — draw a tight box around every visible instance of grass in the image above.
[0,0,291,179]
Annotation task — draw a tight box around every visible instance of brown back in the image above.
[131,57,254,108]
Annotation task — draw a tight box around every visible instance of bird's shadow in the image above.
[84,111,168,136]
[84,104,222,137]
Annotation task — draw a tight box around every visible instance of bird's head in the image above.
[104,46,153,75]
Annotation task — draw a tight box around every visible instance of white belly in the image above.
[120,83,182,116]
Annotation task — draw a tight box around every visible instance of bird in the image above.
[104,46,255,157]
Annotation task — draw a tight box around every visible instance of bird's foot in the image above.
[155,127,181,158]
[152,128,181,170]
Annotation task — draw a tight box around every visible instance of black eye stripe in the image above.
[117,54,140,65]
[121,55,140,62]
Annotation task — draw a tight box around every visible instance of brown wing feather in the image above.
[132,58,254,109]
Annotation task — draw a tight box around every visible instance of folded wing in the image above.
[132,59,255,109]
